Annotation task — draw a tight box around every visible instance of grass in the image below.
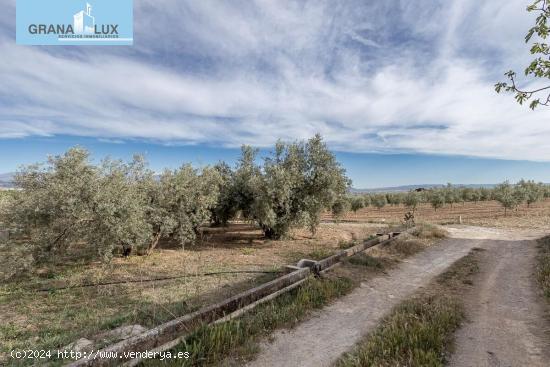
[337,295,463,367]
[537,236,550,299]
[410,223,448,239]
[144,276,354,366]
[338,239,358,249]
[284,247,336,263]
[383,223,448,258]
[0,271,280,367]
[346,253,385,270]
[144,224,449,367]
[0,222,380,366]
[2,223,437,366]
[336,248,481,367]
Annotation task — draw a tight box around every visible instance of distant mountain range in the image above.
[350,184,498,194]
[0,173,14,189]
[0,172,498,192]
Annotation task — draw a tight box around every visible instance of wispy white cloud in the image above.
[1,0,550,161]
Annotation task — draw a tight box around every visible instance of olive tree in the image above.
[350,196,365,213]
[210,162,238,226]
[513,184,527,209]
[494,181,518,216]
[518,179,544,207]
[232,146,262,220]
[362,194,371,208]
[470,189,482,204]
[479,187,492,201]
[428,190,446,211]
[371,194,387,210]
[2,148,152,260]
[460,188,474,205]
[246,135,350,239]
[92,156,153,258]
[404,191,419,213]
[146,165,221,252]
[444,183,459,209]
[331,197,351,221]
[386,193,402,206]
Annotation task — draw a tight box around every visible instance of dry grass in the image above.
[324,199,550,230]
[380,223,448,258]
[142,228,426,367]
[0,217,450,366]
[410,223,448,239]
[144,276,354,367]
[0,223,385,365]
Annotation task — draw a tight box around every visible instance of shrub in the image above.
[411,223,448,239]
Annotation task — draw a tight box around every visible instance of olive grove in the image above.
[0,135,350,262]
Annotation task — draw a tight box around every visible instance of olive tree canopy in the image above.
[2,148,153,260]
[245,135,350,239]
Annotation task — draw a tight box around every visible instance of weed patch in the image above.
[383,224,447,258]
[336,249,480,367]
[145,276,354,366]
[285,248,336,263]
[385,237,426,256]
[537,236,550,299]
[338,239,357,249]
[411,223,448,239]
[347,253,384,270]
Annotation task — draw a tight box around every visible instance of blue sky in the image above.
[1,0,550,188]
[2,135,550,188]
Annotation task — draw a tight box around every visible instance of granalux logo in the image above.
[16,0,133,46]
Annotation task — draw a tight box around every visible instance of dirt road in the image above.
[246,226,549,367]
[246,228,489,367]
[448,229,550,367]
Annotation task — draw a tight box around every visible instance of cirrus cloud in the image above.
[1,0,550,161]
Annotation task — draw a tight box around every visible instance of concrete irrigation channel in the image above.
[67,232,401,367]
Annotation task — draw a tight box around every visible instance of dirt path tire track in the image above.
[246,236,485,367]
[448,238,550,367]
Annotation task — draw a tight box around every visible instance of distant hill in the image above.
[350,183,498,194]
[0,173,14,188]
[0,172,505,192]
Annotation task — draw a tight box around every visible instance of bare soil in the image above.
[0,223,384,363]
[324,199,550,230]
[246,226,550,367]
[448,232,550,366]
[245,228,487,367]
